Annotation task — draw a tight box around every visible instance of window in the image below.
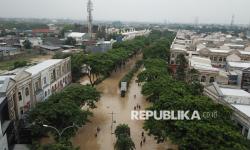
[223,57,226,62]
[171,53,175,58]
[171,61,174,64]
[219,57,222,62]
[18,92,22,101]
[201,76,206,82]
[45,91,47,97]
[209,77,215,83]
[25,87,29,96]
[213,57,217,61]
[43,77,47,85]
[35,81,39,91]
[20,107,24,115]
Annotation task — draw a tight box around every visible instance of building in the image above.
[121,29,150,41]
[32,29,53,36]
[198,48,250,67]
[189,56,220,84]
[26,58,71,103]
[0,77,15,150]
[0,47,21,59]
[204,82,250,139]
[0,57,71,147]
[87,39,115,53]
[0,58,71,120]
[38,45,62,55]
[66,32,88,44]
[241,67,250,92]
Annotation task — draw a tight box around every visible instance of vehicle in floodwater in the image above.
[120,81,127,97]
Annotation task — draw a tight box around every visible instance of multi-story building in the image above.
[198,48,250,67]
[0,57,71,147]
[25,58,71,103]
[0,76,16,150]
[204,82,250,140]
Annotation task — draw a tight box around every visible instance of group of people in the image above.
[140,131,146,147]
[95,126,101,137]
[134,104,141,110]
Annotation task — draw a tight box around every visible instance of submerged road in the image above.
[72,55,177,150]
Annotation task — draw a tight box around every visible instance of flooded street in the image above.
[72,56,177,150]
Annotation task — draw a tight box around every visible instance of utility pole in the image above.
[230,14,235,27]
[87,0,93,40]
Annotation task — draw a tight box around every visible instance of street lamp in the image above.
[43,123,78,140]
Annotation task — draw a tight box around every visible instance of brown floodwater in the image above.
[72,55,178,150]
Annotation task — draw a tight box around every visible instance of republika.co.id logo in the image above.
[131,110,217,120]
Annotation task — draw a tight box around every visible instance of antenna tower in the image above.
[87,0,93,39]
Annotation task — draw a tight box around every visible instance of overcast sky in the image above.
[0,0,250,24]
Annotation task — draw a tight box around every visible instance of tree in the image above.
[114,124,135,150]
[29,84,100,141]
[13,60,27,69]
[114,135,135,150]
[33,142,79,150]
[64,37,76,46]
[23,40,32,49]
[135,30,250,150]
[29,98,90,141]
[176,53,187,81]
[187,68,204,95]
[63,84,101,108]
[115,124,131,137]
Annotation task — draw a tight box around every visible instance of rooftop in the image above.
[40,45,61,51]
[26,59,63,76]
[189,56,219,72]
[0,46,17,51]
[232,104,250,118]
[220,88,250,97]
[171,44,187,51]
[67,32,86,38]
[227,61,250,69]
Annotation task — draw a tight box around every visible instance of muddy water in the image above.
[72,56,177,150]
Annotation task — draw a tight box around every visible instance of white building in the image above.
[0,57,71,121]
[189,56,222,84]
[26,58,71,103]
[204,82,250,139]
[66,32,88,43]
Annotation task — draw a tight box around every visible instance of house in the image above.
[204,82,250,139]
[87,40,115,53]
[32,29,53,36]
[198,48,250,68]
[66,32,88,44]
[189,56,221,84]
[20,37,43,48]
[0,47,21,59]
[38,45,62,54]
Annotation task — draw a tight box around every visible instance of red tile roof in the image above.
[32,29,52,33]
